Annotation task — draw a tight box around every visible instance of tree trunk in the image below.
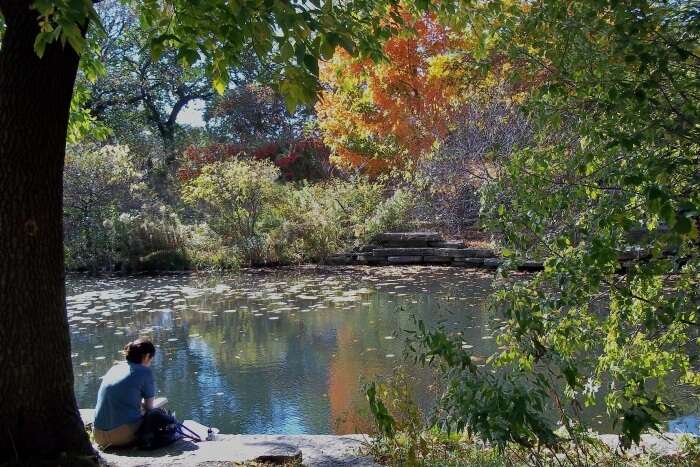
[0,1,95,462]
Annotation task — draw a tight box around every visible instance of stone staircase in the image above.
[327,232,542,270]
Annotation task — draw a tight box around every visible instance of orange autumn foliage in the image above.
[316,13,470,175]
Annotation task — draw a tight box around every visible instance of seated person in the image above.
[92,338,156,448]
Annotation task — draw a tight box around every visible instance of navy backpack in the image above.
[135,408,201,450]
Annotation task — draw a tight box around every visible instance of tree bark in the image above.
[0,1,95,462]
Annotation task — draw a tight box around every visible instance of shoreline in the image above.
[94,432,695,466]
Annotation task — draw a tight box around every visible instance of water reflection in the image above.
[69,267,494,434]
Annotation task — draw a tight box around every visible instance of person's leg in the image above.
[93,422,141,449]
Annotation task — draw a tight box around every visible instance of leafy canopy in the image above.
[19,0,464,111]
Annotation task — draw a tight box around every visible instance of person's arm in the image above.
[142,397,155,412]
[141,369,156,413]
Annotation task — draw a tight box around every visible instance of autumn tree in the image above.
[316,12,468,175]
[0,0,460,461]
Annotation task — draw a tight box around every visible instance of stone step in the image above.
[423,255,452,263]
[356,254,388,265]
[372,248,435,256]
[373,232,442,247]
[387,256,423,264]
[483,258,503,268]
[428,240,464,248]
[452,258,485,266]
[433,248,495,258]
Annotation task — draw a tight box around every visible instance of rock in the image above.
[254,446,302,464]
[359,244,380,253]
[518,260,543,271]
[434,248,495,258]
[428,240,464,248]
[423,256,452,263]
[326,254,353,265]
[464,248,495,258]
[387,256,423,264]
[373,232,442,246]
[452,258,484,266]
[598,433,686,458]
[372,248,435,256]
[483,258,503,268]
[382,241,428,247]
[434,248,465,258]
[357,254,387,264]
[94,434,378,466]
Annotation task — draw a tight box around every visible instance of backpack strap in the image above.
[176,423,202,442]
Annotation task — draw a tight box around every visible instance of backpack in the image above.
[135,408,201,450]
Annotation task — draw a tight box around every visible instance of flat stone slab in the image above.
[387,256,423,264]
[423,256,452,263]
[598,433,688,458]
[96,434,377,466]
[518,260,543,271]
[372,232,442,246]
[372,248,434,256]
[428,240,464,248]
[356,254,386,264]
[452,258,484,266]
[483,258,503,268]
[433,248,495,258]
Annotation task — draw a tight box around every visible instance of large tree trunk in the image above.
[0,1,95,462]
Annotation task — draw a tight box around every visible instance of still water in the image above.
[68,266,496,434]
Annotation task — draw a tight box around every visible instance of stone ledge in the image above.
[434,248,495,258]
[95,432,695,466]
[373,232,442,244]
[96,434,377,466]
[387,255,423,264]
[373,248,434,256]
[452,258,485,266]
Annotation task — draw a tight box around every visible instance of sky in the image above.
[177,99,207,127]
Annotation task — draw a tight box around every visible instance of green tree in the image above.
[82,1,213,178]
[413,0,700,453]
[63,143,142,271]
[0,0,458,461]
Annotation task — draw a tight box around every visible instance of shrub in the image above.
[184,223,242,270]
[362,188,417,243]
[109,206,189,272]
[182,159,284,265]
[271,183,350,263]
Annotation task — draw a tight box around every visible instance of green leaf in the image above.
[674,216,692,235]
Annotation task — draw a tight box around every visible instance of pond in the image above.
[68,266,497,435]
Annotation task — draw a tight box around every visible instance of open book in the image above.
[153,397,168,409]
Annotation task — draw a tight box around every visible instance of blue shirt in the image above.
[94,362,155,431]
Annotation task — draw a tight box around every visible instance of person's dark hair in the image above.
[124,338,156,364]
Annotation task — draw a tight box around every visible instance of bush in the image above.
[182,160,389,265]
[270,178,387,262]
[271,183,351,263]
[109,206,189,272]
[184,223,242,270]
[365,365,700,466]
[362,188,417,243]
[182,159,284,265]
